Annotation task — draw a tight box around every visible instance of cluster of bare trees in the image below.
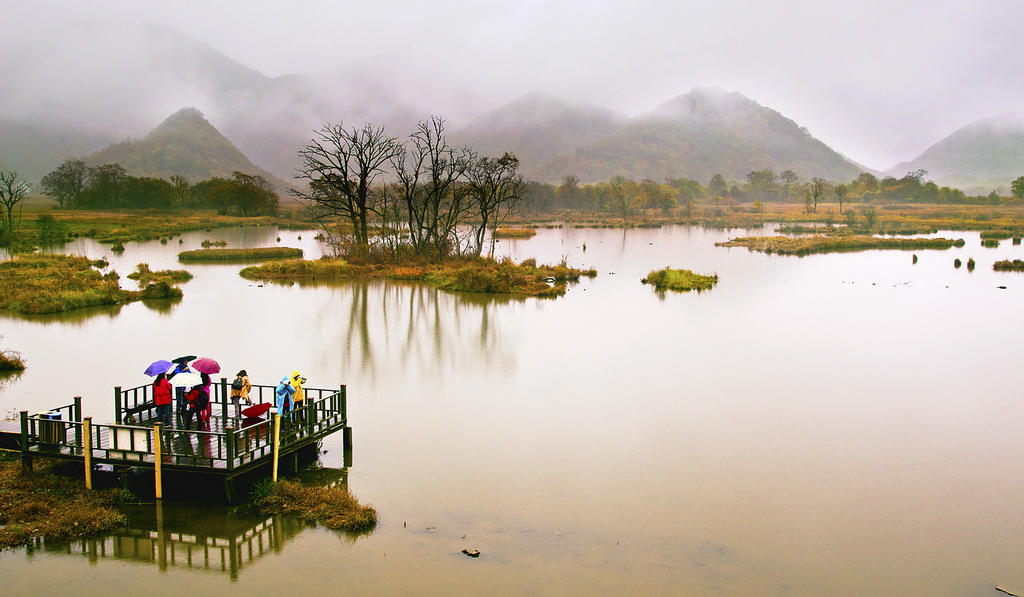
[292,117,526,260]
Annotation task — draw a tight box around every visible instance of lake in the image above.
[1,223,1023,596]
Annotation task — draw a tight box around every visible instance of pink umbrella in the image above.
[191,357,220,374]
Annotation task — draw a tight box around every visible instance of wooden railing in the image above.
[20,385,347,471]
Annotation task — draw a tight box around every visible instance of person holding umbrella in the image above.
[153,372,173,426]
[169,356,196,419]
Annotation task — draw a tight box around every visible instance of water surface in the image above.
[1,224,1023,596]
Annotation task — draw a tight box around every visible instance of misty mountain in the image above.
[457,88,863,184]
[887,112,1024,193]
[449,92,630,175]
[0,18,419,183]
[0,120,112,180]
[83,108,286,189]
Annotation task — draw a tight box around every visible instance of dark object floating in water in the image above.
[462,549,480,558]
[997,286,1007,289]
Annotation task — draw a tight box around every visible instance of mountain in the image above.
[456,88,863,184]
[83,108,286,188]
[0,120,112,180]
[887,112,1024,193]
[449,92,629,175]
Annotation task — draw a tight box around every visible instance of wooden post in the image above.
[114,386,123,424]
[73,396,83,449]
[272,414,281,482]
[153,422,163,499]
[225,425,236,472]
[19,410,31,474]
[339,385,347,424]
[220,377,228,423]
[343,427,353,468]
[83,417,93,489]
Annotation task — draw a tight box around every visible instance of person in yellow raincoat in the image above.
[290,370,307,418]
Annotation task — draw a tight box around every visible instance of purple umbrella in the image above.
[144,359,173,377]
[192,357,221,374]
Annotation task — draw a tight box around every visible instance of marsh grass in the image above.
[0,253,181,314]
[993,259,1024,271]
[0,455,128,549]
[241,256,597,298]
[253,478,377,534]
[642,268,719,292]
[492,227,538,238]
[715,235,966,255]
[126,263,193,286]
[178,247,303,262]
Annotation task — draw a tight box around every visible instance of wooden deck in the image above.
[2,382,352,501]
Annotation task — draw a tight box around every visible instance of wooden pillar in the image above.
[73,396,83,449]
[114,386,123,424]
[339,385,347,424]
[220,377,228,423]
[153,422,163,499]
[343,427,353,468]
[224,475,236,505]
[272,414,281,482]
[19,410,32,474]
[83,417,93,490]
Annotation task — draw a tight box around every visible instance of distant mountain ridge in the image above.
[0,18,1017,192]
[888,112,1024,193]
[83,108,286,189]
[455,88,863,184]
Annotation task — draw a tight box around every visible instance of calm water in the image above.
[2,224,1024,596]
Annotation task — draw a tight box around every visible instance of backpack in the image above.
[231,377,244,390]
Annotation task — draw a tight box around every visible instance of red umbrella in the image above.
[191,357,220,374]
[241,402,272,418]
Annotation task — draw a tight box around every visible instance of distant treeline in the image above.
[39,159,279,215]
[521,169,1020,215]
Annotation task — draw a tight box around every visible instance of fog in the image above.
[3,0,1023,171]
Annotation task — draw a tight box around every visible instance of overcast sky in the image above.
[6,0,1024,171]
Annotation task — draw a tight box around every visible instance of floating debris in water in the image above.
[462,549,480,558]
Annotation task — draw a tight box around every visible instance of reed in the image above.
[642,268,719,292]
[0,455,127,548]
[0,253,181,314]
[253,478,377,533]
[177,247,304,262]
[993,259,1024,271]
[241,256,597,298]
[492,227,538,238]
[715,235,966,255]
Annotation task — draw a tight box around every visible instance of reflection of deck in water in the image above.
[26,502,313,580]
[0,381,352,502]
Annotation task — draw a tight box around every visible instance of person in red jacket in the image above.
[153,372,173,427]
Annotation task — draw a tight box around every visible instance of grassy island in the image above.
[178,247,304,262]
[241,256,597,298]
[126,263,193,285]
[993,259,1024,271]
[252,479,377,534]
[0,455,127,549]
[642,268,719,292]
[0,253,181,314]
[492,227,538,239]
[715,235,966,255]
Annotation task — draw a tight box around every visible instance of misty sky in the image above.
[6,0,1024,171]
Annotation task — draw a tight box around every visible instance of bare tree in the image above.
[391,117,474,258]
[292,123,399,248]
[464,152,527,257]
[0,170,30,233]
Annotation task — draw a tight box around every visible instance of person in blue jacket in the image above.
[275,376,295,415]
